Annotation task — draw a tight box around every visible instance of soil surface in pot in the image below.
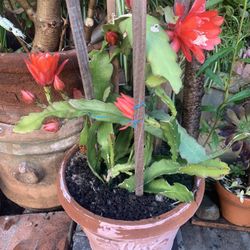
[65,152,193,221]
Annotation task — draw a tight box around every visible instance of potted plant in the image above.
[197,0,250,227]
[0,0,88,209]
[216,103,250,226]
[13,0,229,248]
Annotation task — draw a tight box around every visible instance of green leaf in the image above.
[160,118,180,161]
[108,162,134,180]
[89,50,113,100]
[145,179,194,202]
[149,111,209,163]
[86,122,103,181]
[79,119,89,146]
[197,47,234,76]
[205,68,224,87]
[206,0,223,8]
[115,128,133,161]
[180,159,230,180]
[97,123,115,168]
[146,75,166,88]
[119,159,180,191]
[240,58,250,63]
[119,15,182,94]
[154,87,177,117]
[144,133,153,166]
[201,105,217,113]
[226,89,250,104]
[69,99,129,124]
[13,102,84,133]
[178,125,208,163]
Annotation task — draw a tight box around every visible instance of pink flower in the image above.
[42,119,60,133]
[114,93,134,130]
[167,0,224,63]
[21,90,35,104]
[25,53,68,86]
[54,75,65,91]
[105,31,119,46]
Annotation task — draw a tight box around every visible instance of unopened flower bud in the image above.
[21,90,35,104]
[105,31,119,46]
[42,120,60,133]
[54,75,65,91]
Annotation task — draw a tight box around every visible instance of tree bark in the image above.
[17,0,62,52]
[181,60,205,139]
[32,0,62,51]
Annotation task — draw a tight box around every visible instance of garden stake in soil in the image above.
[132,1,147,196]
[66,0,94,99]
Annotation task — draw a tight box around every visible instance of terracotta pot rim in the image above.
[58,144,205,227]
[216,181,250,204]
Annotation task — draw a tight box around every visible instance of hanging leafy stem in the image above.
[14,5,230,202]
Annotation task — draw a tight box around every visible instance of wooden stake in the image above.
[133,1,147,196]
[66,0,94,100]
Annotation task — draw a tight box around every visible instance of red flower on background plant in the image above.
[42,119,60,133]
[105,31,119,46]
[167,0,224,63]
[25,53,68,87]
[114,93,134,130]
[21,90,35,104]
[125,0,132,9]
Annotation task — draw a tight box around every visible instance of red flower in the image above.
[167,0,224,63]
[42,119,60,133]
[125,0,132,9]
[114,93,134,130]
[105,31,119,46]
[21,90,35,104]
[25,53,68,86]
[54,75,65,91]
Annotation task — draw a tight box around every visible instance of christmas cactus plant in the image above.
[14,0,230,203]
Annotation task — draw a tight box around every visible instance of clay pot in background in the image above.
[0,119,83,209]
[0,50,83,209]
[216,182,250,227]
[57,145,205,250]
[0,50,81,124]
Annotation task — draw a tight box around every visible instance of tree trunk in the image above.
[32,0,62,52]
[181,60,205,139]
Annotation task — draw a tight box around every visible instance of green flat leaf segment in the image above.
[119,159,181,191]
[119,15,182,94]
[145,179,194,203]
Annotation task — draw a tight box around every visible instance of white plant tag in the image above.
[0,15,26,39]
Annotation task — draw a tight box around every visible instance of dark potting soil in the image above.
[65,152,194,221]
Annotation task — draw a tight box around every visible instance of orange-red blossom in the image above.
[25,52,68,89]
[114,93,135,130]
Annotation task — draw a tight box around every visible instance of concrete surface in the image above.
[72,222,250,250]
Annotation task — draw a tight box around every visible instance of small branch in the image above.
[16,0,35,22]
[58,17,68,51]
[84,0,96,44]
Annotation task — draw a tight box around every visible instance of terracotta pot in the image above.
[216,181,250,227]
[58,145,205,250]
[0,50,81,124]
[0,119,83,209]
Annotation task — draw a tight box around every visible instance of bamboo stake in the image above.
[133,1,147,196]
[66,0,94,99]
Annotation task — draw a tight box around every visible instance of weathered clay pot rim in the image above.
[216,181,250,205]
[58,144,205,227]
